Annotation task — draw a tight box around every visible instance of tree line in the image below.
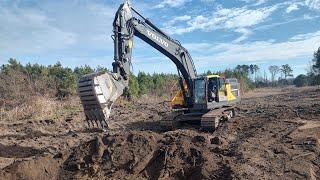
[0,59,179,102]
[0,46,319,107]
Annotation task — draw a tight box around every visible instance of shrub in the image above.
[293,74,309,87]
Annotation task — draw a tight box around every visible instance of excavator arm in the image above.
[78,1,197,129]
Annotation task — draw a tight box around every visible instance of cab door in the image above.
[193,78,207,110]
[194,78,206,105]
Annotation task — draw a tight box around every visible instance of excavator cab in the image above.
[192,75,240,111]
[171,75,240,110]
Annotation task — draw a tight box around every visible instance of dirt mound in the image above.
[60,131,230,179]
[108,99,169,132]
[0,155,63,180]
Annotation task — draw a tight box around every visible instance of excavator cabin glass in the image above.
[194,78,206,105]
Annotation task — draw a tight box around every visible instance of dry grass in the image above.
[0,96,82,122]
[0,96,56,122]
[0,68,82,122]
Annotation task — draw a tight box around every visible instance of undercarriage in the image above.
[160,107,236,132]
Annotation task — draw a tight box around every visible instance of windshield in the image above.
[194,79,206,104]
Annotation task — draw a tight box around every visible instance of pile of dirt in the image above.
[108,98,169,132]
[0,155,62,180]
[60,131,231,179]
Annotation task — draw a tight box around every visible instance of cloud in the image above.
[164,5,278,42]
[0,1,116,65]
[220,6,277,29]
[234,28,253,42]
[173,15,192,21]
[131,56,176,74]
[238,0,268,6]
[201,0,216,2]
[165,15,191,26]
[305,0,320,10]
[290,30,320,40]
[100,30,320,74]
[184,31,320,67]
[254,13,319,31]
[284,0,320,12]
[154,0,190,8]
[286,3,300,13]
[303,14,319,19]
[0,4,77,54]
[0,0,318,75]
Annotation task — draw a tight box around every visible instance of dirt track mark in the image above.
[0,144,44,158]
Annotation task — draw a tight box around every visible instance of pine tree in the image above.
[128,73,139,97]
[313,47,320,75]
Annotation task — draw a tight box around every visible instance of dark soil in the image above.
[0,87,319,179]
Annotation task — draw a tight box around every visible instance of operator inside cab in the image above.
[208,77,218,102]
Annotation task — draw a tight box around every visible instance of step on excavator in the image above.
[78,1,241,131]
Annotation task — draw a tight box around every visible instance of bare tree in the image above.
[253,65,260,82]
[280,64,293,79]
[268,65,280,83]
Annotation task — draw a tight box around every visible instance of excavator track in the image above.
[201,116,220,132]
[201,108,234,132]
[160,111,183,131]
[160,108,235,132]
[78,72,125,129]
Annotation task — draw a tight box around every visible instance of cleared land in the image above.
[0,87,319,179]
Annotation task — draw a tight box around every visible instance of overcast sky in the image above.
[0,0,320,76]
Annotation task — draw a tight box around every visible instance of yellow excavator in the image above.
[77,1,241,131]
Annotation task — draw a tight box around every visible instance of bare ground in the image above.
[0,87,319,180]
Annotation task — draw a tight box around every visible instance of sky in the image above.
[0,0,320,77]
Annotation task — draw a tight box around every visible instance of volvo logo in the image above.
[147,30,169,47]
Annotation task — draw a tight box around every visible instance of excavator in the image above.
[78,1,241,131]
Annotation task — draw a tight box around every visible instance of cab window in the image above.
[219,78,226,91]
[194,79,206,104]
